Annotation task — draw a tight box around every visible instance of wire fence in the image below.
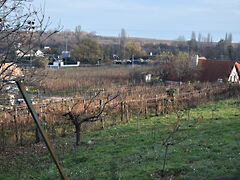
[0,83,239,150]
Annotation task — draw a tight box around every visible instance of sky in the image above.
[32,0,240,42]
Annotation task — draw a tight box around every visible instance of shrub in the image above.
[32,57,49,68]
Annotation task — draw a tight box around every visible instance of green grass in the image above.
[0,98,240,179]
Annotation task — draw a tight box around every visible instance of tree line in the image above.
[45,28,240,64]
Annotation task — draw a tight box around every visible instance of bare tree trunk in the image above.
[14,108,18,143]
[145,102,148,119]
[101,116,105,129]
[1,123,5,151]
[162,145,169,177]
[136,112,139,130]
[20,123,23,146]
[162,99,165,115]
[75,123,81,146]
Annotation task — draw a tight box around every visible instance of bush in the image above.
[129,69,143,84]
[32,57,49,68]
[150,76,163,85]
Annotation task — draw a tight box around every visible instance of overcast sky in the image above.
[32,0,240,42]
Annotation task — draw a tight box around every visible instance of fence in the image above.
[0,83,239,150]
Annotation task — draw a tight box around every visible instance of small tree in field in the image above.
[63,91,119,146]
[161,111,203,177]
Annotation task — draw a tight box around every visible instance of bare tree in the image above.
[161,111,202,177]
[207,33,211,44]
[198,33,202,42]
[62,91,119,146]
[74,25,82,44]
[120,28,127,58]
[191,31,196,41]
[0,0,59,93]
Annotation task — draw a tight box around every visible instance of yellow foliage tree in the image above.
[126,40,146,59]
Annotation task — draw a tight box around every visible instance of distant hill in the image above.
[43,30,240,50]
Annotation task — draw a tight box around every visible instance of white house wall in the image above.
[228,66,239,83]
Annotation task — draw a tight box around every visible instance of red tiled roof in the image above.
[197,59,235,82]
[235,62,240,74]
[198,57,207,60]
[164,59,238,82]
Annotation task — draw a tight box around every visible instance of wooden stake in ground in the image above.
[1,109,6,151]
[1,122,5,151]
[16,81,67,180]
[145,100,148,119]
[125,102,129,123]
[155,95,158,116]
[14,107,18,143]
[121,101,124,123]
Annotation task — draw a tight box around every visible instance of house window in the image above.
[217,78,223,83]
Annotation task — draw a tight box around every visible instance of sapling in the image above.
[211,105,217,121]
[234,96,240,116]
[161,110,201,177]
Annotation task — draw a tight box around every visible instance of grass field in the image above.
[0,98,240,179]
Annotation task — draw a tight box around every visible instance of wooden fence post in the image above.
[121,102,124,123]
[1,109,5,151]
[145,101,148,119]
[51,115,56,138]
[162,99,165,114]
[27,110,30,124]
[136,112,139,130]
[14,106,18,143]
[3,110,6,149]
[187,110,190,121]
[212,109,214,121]
[144,101,148,119]
[40,105,43,119]
[125,102,129,123]
[1,122,5,151]
[61,98,64,112]
[99,99,105,128]
[20,121,23,146]
[155,95,158,116]
[35,113,40,143]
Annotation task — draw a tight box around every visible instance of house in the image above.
[16,50,24,57]
[141,72,152,83]
[20,50,35,58]
[62,51,70,58]
[48,60,80,68]
[229,62,240,83]
[193,56,240,83]
[0,63,24,105]
[16,49,44,58]
[164,55,240,84]
[34,49,44,57]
